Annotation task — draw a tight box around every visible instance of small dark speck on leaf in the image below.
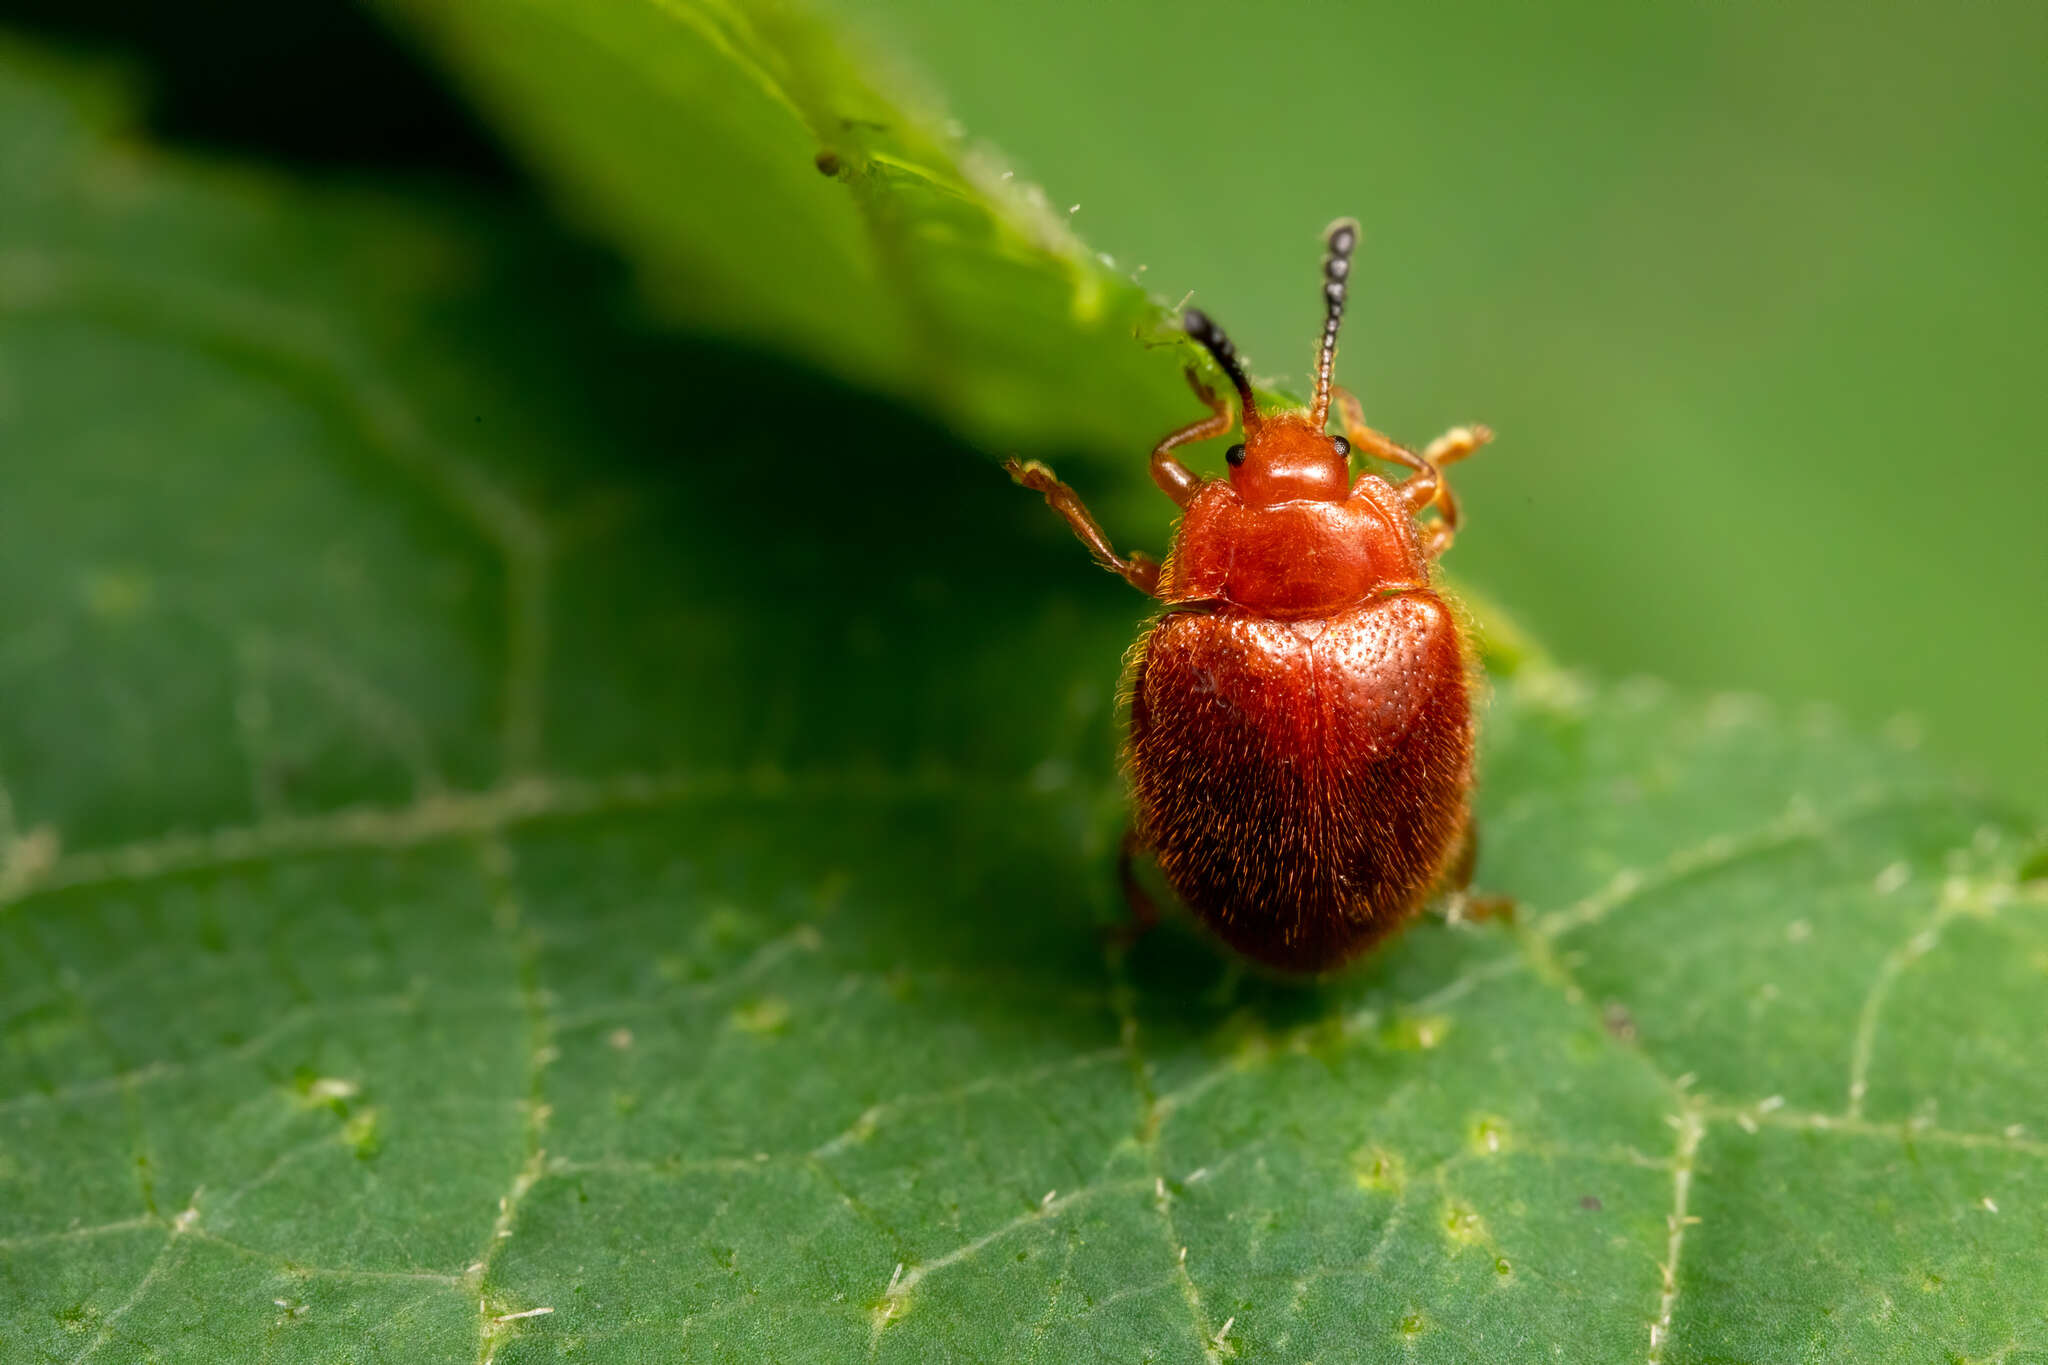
[1602,1002,1636,1042]
[815,150,842,177]
[1580,1195,1603,1212]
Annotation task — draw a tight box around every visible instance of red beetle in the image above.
[1007,221,1492,973]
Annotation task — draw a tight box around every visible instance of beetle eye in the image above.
[1331,435,1351,457]
[1226,443,1246,466]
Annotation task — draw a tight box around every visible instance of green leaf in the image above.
[1,31,2045,1365]
[375,0,1204,463]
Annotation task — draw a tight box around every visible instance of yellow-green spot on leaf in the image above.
[1351,1145,1404,1194]
[307,1076,360,1103]
[1469,1115,1511,1156]
[1381,1013,1451,1052]
[1294,1011,1350,1061]
[78,567,152,621]
[868,1293,906,1338]
[53,1302,97,1334]
[1397,1309,1427,1340]
[292,1074,362,1115]
[1213,1008,1276,1071]
[731,996,791,1036]
[340,1107,382,1160]
[1443,1201,1488,1247]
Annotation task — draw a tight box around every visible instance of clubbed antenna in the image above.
[1182,307,1261,432]
[1311,219,1358,427]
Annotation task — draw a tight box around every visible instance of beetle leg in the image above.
[1005,458,1162,595]
[1334,386,1440,507]
[1422,424,1493,468]
[1111,827,1164,948]
[1147,367,1231,507]
[1445,816,1479,890]
[1411,425,1494,555]
[1337,388,1493,559]
[1435,818,1516,925]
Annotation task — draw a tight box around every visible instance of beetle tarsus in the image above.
[1436,819,1516,925]
[1423,425,1493,467]
[1004,457,1163,594]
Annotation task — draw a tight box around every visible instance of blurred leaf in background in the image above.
[0,2,2045,1363]
[378,0,1210,458]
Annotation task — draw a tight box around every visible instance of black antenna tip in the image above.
[1326,221,1359,256]
[1183,306,1258,414]
[1184,308,1237,359]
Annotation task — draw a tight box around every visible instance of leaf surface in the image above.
[1,36,2045,1365]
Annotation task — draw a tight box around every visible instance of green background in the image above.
[843,0,2048,802]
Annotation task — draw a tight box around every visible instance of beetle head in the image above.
[1223,415,1351,504]
[1182,220,1361,505]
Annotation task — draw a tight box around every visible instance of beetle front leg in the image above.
[1147,368,1231,507]
[1005,458,1162,595]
